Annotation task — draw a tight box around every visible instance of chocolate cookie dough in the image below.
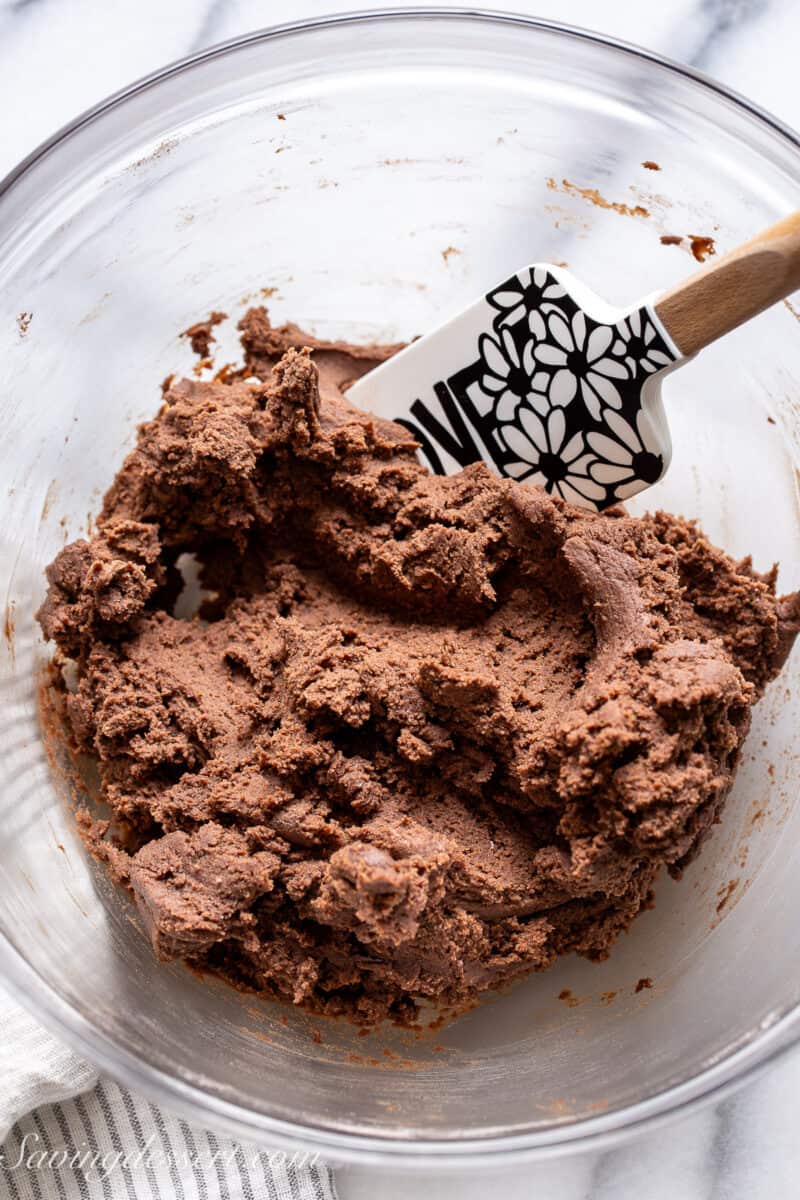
[37,312,800,1025]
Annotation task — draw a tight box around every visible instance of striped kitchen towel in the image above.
[0,986,337,1200]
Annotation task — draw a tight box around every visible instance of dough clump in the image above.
[38,311,800,1025]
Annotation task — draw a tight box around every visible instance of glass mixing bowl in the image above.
[1,8,799,1171]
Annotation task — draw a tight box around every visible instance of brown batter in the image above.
[37,311,800,1025]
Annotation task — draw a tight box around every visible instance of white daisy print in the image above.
[532,309,629,418]
[587,408,664,496]
[487,267,566,328]
[499,404,607,508]
[478,326,547,422]
[613,309,674,375]
[403,268,681,510]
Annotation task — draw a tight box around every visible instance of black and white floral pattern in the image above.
[401,267,679,510]
[487,266,567,328]
[499,404,607,508]
[531,309,629,418]
[478,327,544,422]
[587,408,665,498]
[614,309,675,376]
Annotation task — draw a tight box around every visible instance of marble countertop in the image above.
[1,1,798,1197]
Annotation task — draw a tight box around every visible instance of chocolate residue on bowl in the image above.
[642,161,661,171]
[181,310,228,358]
[546,177,649,219]
[3,601,15,664]
[716,878,740,913]
[689,235,716,263]
[130,138,178,172]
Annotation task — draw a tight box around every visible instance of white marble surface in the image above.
[1,1,799,1197]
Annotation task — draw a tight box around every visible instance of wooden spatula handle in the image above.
[654,209,800,357]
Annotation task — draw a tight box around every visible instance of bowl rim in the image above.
[2,6,799,1168]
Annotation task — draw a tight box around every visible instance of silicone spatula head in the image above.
[347,210,800,510]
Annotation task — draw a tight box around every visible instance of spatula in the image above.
[347,210,800,510]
